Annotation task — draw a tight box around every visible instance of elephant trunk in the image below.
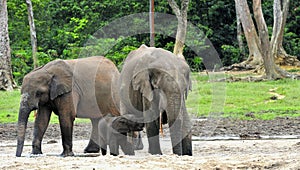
[16,104,31,157]
[168,91,192,156]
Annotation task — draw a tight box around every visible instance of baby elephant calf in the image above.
[98,114,141,156]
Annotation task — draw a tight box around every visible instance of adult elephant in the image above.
[117,45,193,156]
[16,56,121,157]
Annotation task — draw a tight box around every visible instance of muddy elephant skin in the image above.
[16,56,120,157]
[118,45,193,156]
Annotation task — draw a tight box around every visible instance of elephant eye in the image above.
[36,91,43,97]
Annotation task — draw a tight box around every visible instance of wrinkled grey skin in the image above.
[98,114,144,156]
[118,45,192,156]
[16,56,121,157]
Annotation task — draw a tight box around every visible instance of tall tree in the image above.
[270,0,298,66]
[0,0,15,90]
[235,1,246,60]
[235,0,264,68]
[233,0,299,79]
[167,0,189,59]
[26,0,38,68]
[252,0,278,79]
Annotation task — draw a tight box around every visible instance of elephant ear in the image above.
[47,60,73,100]
[112,116,130,133]
[132,70,153,102]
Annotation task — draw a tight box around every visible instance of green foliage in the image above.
[221,45,242,65]
[106,45,137,68]
[285,1,300,59]
[11,50,33,85]
[187,57,203,72]
[284,32,300,58]
[6,0,300,86]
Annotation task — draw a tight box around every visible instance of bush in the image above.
[11,50,33,86]
[221,45,242,65]
[11,49,60,86]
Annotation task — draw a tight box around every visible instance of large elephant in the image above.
[16,56,121,157]
[117,45,192,156]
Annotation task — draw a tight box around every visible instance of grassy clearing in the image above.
[0,90,89,124]
[0,72,300,123]
[187,72,300,120]
[0,90,21,123]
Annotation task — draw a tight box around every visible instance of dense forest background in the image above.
[7,0,300,84]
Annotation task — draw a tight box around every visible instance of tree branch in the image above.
[167,0,181,17]
[181,0,189,18]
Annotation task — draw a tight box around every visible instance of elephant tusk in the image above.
[159,112,164,137]
[33,110,37,119]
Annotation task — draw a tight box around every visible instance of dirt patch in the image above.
[3,117,300,141]
[1,117,300,169]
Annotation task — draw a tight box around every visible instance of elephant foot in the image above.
[124,150,135,156]
[84,140,100,153]
[149,150,162,155]
[32,146,43,155]
[100,148,107,155]
[60,151,74,157]
[110,152,118,156]
[31,150,43,155]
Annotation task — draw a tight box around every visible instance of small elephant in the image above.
[118,45,193,156]
[16,56,121,157]
[98,114,143,156]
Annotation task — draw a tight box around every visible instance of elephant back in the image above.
[66,56,121,118]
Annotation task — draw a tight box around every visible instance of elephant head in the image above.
[111,114,144,133]
[16,60,72,157]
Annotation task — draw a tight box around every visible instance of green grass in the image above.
[0,90,89,124]
[0,90,21,123]
[186,73,300,120]
[1,73,300,123]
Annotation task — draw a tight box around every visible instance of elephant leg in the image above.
[181,104,192,156]
[119,133,134,155]
[145,119,162,155]
[144,93,162,155]
[166,93,185,156]
[99,141,108,156]
[58,111,75,157]
[84,118,100,153]
[168,117,183,155]
[131,131,144,150]
[98,130,107,155]
[168,103,192,155]
[32,106,52,154]
[109,135,119,156]
[181,134,192,156]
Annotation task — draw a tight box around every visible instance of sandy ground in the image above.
[1,117,300,169]
[1,137,300,169]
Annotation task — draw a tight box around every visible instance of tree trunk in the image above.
[235,0,263,66]
[235,1,246,60]
[0,0,15,90]
[252,0,280,79]
[270,0,300,66]
[167,0,189,60]
[225,0,299,80]
[26,0,38,69]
